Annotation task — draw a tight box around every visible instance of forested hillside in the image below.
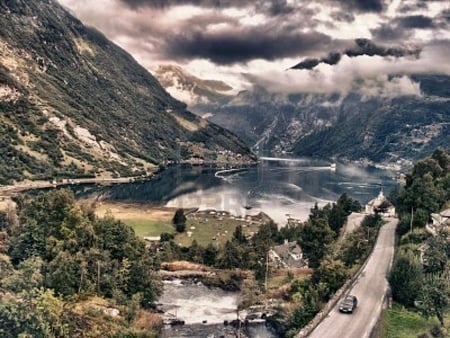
[292,82,450,164]
[0,190,162,337]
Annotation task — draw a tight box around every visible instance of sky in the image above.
[58,0,450,97]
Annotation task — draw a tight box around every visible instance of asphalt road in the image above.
[308,218,398,338]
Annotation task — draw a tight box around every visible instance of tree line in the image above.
[0,189,162,337]
[389,148,450,328]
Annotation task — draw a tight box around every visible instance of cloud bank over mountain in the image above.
[59,0,450,96]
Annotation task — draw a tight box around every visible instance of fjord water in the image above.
[90,158,396,225]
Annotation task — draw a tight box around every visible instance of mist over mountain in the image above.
[0,0,253,184]
[154,64,233,112]
[155,65,450,168]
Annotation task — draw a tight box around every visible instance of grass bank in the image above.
[92,202,175,238]
[379,303,449,338]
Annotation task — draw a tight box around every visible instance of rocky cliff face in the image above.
[0,0,253,184]
[290,75,450,166]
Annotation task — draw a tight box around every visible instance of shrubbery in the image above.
[0,189,162,336]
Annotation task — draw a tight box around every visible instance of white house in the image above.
[365,190,396,217]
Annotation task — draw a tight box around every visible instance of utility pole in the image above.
[265,250,269,292]
[97,260,101,294]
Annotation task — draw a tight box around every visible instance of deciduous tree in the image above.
[417,273,450,326]
[299,217,334,268]
[388,251,423,307]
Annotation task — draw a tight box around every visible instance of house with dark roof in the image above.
[269,240,307,268]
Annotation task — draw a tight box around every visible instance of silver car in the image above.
[339,295,358,314]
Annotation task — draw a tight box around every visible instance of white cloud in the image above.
[248,43,450,96]
[358,75,422,98]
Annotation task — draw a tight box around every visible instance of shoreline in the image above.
[0,161,258,198]
[0,175,154,198]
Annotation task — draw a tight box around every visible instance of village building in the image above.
[428,208,450,233]
[365,190,396,217]
[269,240,307,269]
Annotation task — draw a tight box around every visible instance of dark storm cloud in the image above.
[119,0,295,16]
[371,24,411,41]
[164,29,342,64]
[441,9,450,23]
[291,39,421,70]
[398,1,428,13]
[372,15,436,42]
[330,11,355,23]
[267,0,295,16]
[330,0,384,13]
[397,15,434,29]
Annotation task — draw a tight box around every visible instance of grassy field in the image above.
[91,202,176,238]
[175,217,260,247]
[124,219,173,238]
[379,303,449,338]
[91,201,264,246]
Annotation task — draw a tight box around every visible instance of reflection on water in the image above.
[76,159,396,225]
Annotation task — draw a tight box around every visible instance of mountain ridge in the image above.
[0,0,254,185]
[154,65,450,168]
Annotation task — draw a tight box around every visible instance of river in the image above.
[158,279,278,338]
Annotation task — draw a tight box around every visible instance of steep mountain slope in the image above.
[0,0,253,185]
[292,76,450,164]
[211,88,340,151]
[156,66,450,167]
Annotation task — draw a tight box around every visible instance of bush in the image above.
[159,232,174,242]
[388,251,423,307]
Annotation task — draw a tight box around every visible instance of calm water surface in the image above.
[85,158,396,225]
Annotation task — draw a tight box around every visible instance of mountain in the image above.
[290,74,450,165]
[156,66,450,168]
[0,0,254,185]
[154,64,233,112]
